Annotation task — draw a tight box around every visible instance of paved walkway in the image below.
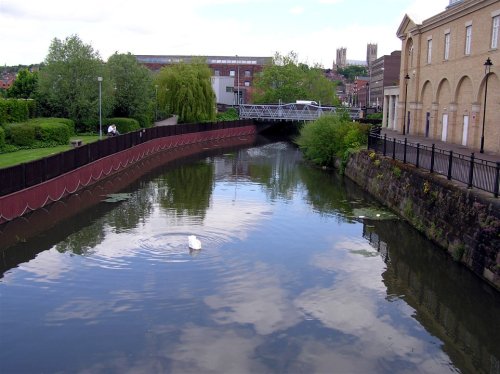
[154,115,178,126]
[380,128,500,163]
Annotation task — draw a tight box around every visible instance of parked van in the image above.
[296,100,318,106]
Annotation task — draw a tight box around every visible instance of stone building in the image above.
[396,0,499,153]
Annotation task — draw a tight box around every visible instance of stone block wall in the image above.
[344,149,500,290]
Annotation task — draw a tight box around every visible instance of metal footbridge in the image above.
[238,103,361,122]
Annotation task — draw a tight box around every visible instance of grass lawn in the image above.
[0,135,101,169]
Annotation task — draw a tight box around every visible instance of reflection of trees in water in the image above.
[157,161,214,220]
[363,221,500,374]
[55,184,156,255]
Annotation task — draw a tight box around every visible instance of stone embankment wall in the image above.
[344,149,500,290]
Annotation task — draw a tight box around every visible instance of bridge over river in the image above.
[238,103,361,122]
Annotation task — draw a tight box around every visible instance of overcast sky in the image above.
[1,0,449,67]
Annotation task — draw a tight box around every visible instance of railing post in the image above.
[447,150,453,180]
[383,134,387,156]
[416,143,420,168]
[392,138,396,160]
[403,138,407,164]
[495,162,500,198]
[430,144,435,173]
[468,153,475,189]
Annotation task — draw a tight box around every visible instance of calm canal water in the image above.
[1,139,499,374]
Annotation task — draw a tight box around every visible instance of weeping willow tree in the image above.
[156,59,216,123]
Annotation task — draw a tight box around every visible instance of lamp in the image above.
[480,57,493,153]
[403,74,410,135]
[98,77,103,138]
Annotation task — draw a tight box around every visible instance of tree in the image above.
[36,35,114,132]
[253,52,338,105]
[7,69,38,99]
[337,65,368,82]
[156,60,215,123]
[107,52,154,127]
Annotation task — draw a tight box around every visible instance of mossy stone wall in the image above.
[344,149,500,290]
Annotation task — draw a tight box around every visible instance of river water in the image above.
[0,139,499,374]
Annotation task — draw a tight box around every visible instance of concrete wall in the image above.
[344,149,500,290]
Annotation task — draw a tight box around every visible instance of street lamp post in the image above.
[236,55,240,105]
[98,76,103,138]
[480,57,493,153]
[403,74,410,135]
[155,84,158,121]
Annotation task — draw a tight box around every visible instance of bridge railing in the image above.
[239,103,361,121]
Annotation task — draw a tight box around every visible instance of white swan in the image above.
[188,235,202,250]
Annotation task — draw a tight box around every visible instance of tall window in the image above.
[244,70,251,77]
[492,16,499,49]
[427,39,433,63]
[229,70,235,77]
[465,25,472,55]
[444,33,450,60]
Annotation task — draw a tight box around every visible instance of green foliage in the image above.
[5,123,37,147]
[0,99,31,125]
[253,51,338,105]
[104,117,140,134]
[36,35,114,133]
[29,117,75,135]
[38,122,70,144]
[295,114,368,166]
[156,60,216,123]
[366,112,383,120]
[6,69,38,99]
[216,107,239,121]
[392,166,402,178]
[337,65,368,82]
[107,53,154,127]
[0,126,5,149]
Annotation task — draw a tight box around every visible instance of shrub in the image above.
[6,123,37,147]
[29,117,75,135]
[0,126,5,149]
[295,114,368,166]
[0,100,7,125]
[216,108,239,121]
[0,99,30,125]
[104,117,140,134]
[38,122,70,145]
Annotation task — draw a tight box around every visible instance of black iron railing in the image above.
[368,132,500,197]
[0,120,252,197]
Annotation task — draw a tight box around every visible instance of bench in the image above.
[70,139,83,147]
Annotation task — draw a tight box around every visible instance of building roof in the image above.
[135,55,272,66]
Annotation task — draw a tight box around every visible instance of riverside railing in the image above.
[368,132,500,197]
[0,120,252,197]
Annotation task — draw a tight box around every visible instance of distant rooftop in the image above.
[347,59,368,67]
[135,55,271,66]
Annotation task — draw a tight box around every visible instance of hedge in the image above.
[29,117,75,135]
[38,122,70,144]
[0,126,5,149]
[0,99,31,125]
[5,123,37,147]
[104,117,140,134]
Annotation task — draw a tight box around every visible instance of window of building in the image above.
[225,86,233,93]
[245,70,251,77]
[244,81,250,87]
[444,33,450,60]
[229,70,235,77]
[465,25,472,55]
[492,15,499,49]
[214,69,220,76]
[427,38,433,64]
